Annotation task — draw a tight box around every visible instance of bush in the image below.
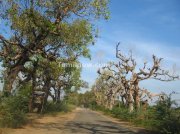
[45,101,74,114]
[154,93,180,134]
[111,107,136,120]
[159,111,180,134]
[0,97,28,128]
[0,83,31,128]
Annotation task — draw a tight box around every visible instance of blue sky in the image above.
[80,0,180,101]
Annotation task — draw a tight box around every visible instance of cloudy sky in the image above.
[80,0,180,101]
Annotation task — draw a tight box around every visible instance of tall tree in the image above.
[0,0,109,94]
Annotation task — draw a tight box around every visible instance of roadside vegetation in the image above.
[78,91,180,134]
[0,83,76,128]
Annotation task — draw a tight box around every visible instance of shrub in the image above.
[159,111,180,134]
[0,97,28,128]
[154,93,180,134]
[45,101,74,113]
[111,107,134,120]
[0,83,31,128]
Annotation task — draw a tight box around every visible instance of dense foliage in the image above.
[0,83,31,128]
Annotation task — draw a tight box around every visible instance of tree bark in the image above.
[29,61,38,112]
[29,71,36,112]
[128,88,134,113]
[3,65,24,94]
[42,77,51,110]
[134,82,140,110]
[57,89,61,103]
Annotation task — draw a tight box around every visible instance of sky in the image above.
[79,0,180,101]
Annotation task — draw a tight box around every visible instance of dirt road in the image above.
[1,108,150,134]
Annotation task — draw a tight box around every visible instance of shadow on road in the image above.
[64,121,151,134]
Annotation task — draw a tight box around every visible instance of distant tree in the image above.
[78,91,96,108]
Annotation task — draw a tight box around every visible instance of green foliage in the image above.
[92,105,111,114]
[65,92,79,106]
[0,83,31,128]
[45,101,75,114]
[0,96,27,128]
[111,107,135,120]
[0,0,110,63]
[0,107,27,128]
[154,93,180,134]
[110,103,179,134]
[77,91,97,108]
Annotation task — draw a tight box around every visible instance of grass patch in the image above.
[45,101,76,115]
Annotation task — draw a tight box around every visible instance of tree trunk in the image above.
[29,72,36,112]
[3,65,24,94]
[29,61,38,112]
[3,54,28,94]
[42,78,51,111]
[129,102,134,113]
[128,88,134,113]
[57,89,61,103]
[109,98,114,110]
[134,83,140,110]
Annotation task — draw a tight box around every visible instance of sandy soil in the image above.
[0,110,76,134]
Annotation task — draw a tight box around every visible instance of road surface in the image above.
[61,108,147,134]
[2,108,150,134]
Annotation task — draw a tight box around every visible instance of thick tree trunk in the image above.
[3,53,28,94]
[29,61,39,112]
[109,99,114,110]
[121,94,128,107]
[3,65,24,94]
[42,78,51,112]
[129,102,134,113]
[128,88,134,113]
[134,83,140,110]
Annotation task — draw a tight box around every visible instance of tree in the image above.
[95,43,179,112]
[0,0,109,94]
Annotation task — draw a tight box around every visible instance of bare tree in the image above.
[94,43,179,112]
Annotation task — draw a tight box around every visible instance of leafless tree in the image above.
[94,43,179,112]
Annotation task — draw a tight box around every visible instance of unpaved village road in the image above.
[1,108,150,134]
